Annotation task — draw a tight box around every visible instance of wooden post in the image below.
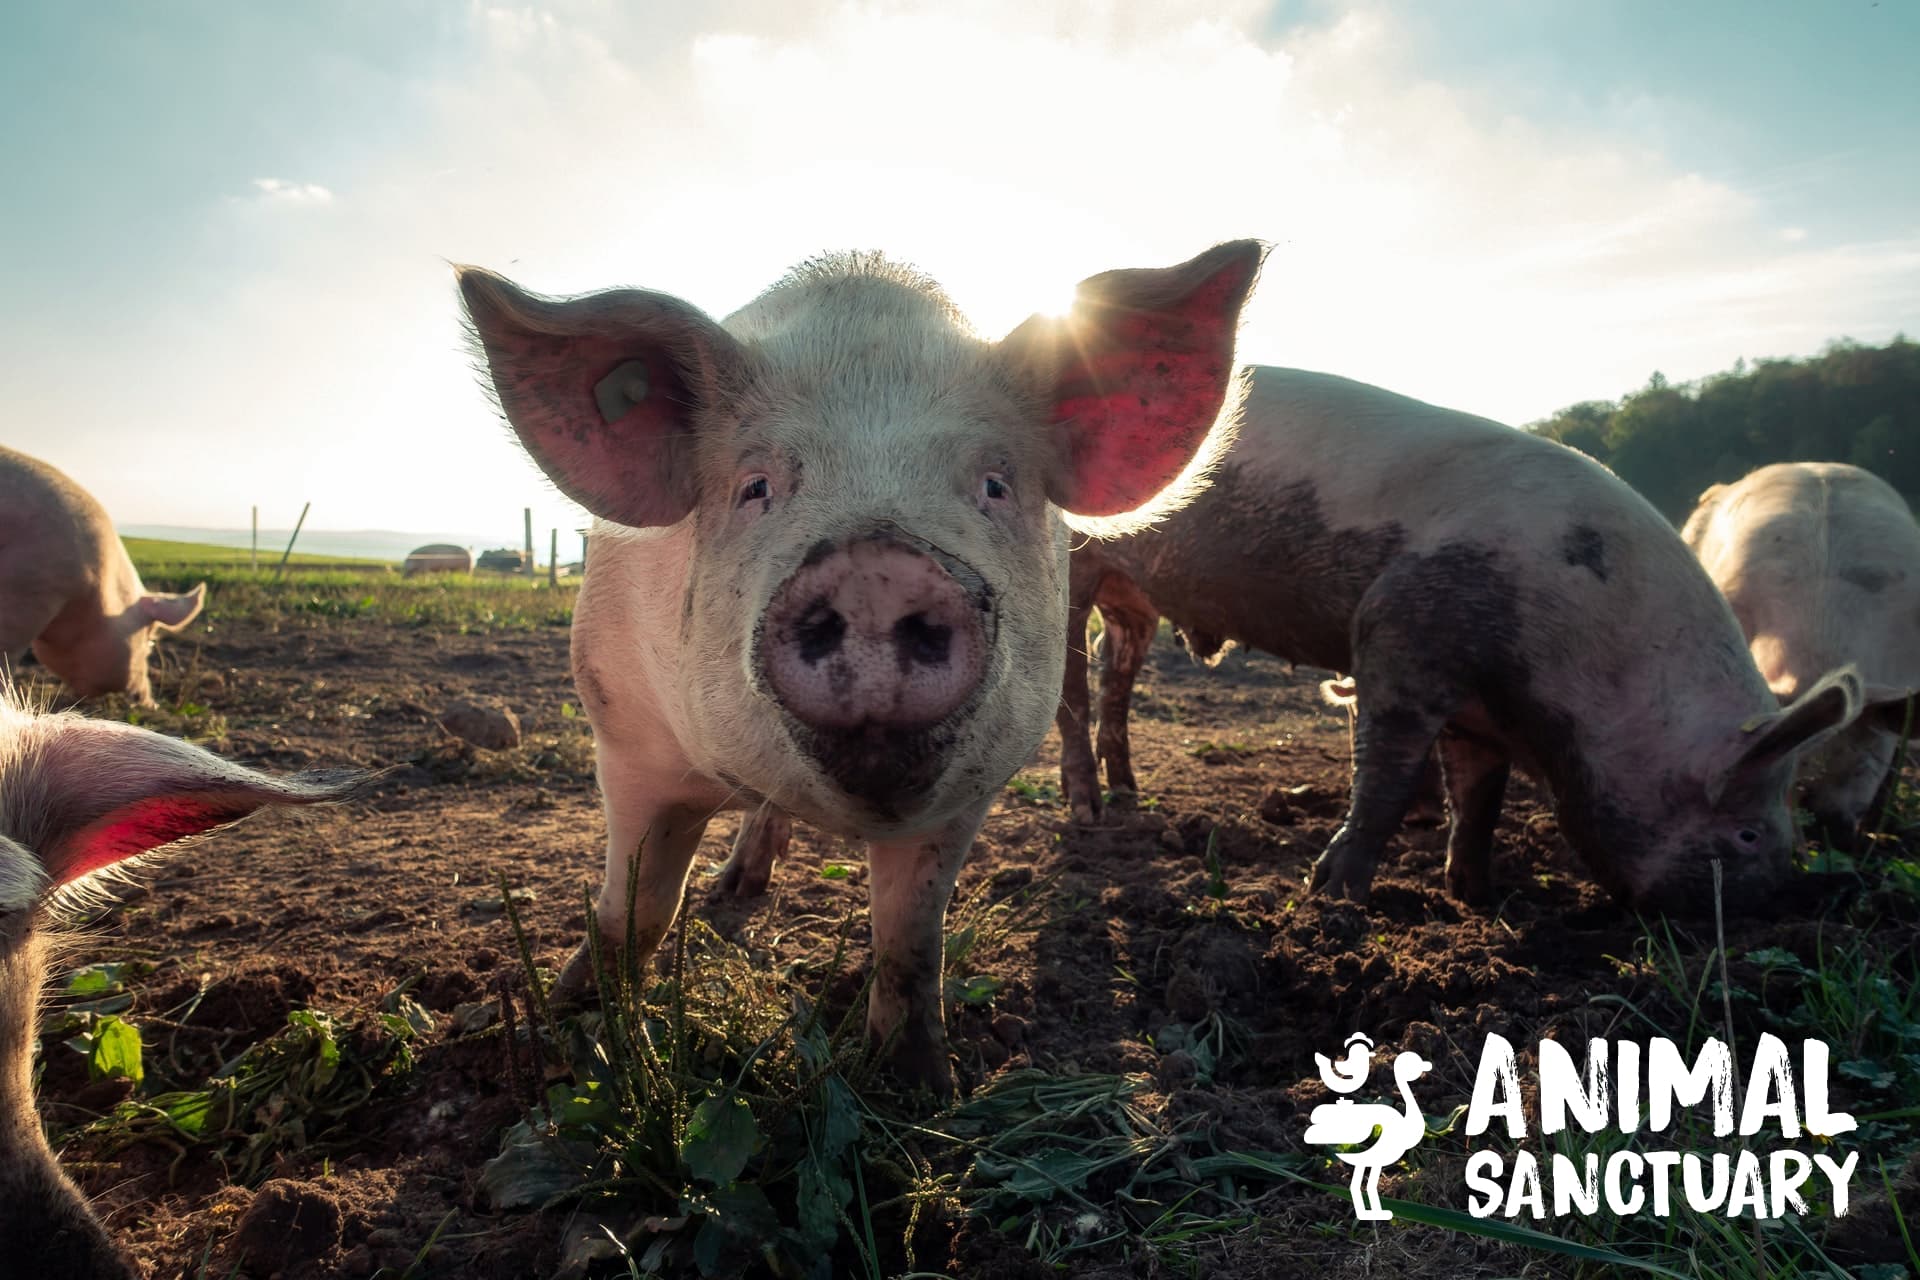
[548,528,558,587]
[580,530,588,571]
[251,505,258,569]
[523,508,534,576]
[274,502,311,578]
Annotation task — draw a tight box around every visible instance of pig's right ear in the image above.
[20,716,365,889]
[457,268,747,529]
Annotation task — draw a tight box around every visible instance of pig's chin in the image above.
[784,717,966,826]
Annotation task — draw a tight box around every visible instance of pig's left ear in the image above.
[1708,666,1864,807]
[20,716,364,888]
[1000,240,1267,524]
[139,583,206,632]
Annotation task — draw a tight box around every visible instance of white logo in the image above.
[1306,1031,1863,1223]
[1303,1032,1434,1221]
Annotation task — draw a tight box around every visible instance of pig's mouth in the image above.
[786,718,966,824]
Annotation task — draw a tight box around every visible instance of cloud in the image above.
[250,177,334,205]
[13,0,1915,531]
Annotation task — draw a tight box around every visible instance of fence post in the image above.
[274,502,311,578]
[549,528,558,587]
[524,508,534,576]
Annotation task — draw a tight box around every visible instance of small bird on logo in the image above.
[1316,1031,1375,1094]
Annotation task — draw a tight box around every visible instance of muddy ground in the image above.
[26,612,1919,1279]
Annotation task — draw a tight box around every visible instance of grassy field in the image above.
[123,536,395,569]
[129,538,578,631]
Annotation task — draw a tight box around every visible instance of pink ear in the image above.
[1006,241,1266,519]
[139,583,205,631]
[458,268,745,529]
[7,712,363,887]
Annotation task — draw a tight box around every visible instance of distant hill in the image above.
[1528,336,1919,520]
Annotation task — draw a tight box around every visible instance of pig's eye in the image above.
[981,473,1011,504]
[738,475,772,507]
[1735,827,1761,847]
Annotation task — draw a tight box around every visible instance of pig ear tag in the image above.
[595,360,652,425]
[1738,714,1770,733]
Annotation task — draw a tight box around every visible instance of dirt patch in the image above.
[20,616,1917,1277]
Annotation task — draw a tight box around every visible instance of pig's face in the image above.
[1599,668,1865,911]
[33,585,204,707]
[462,244,1263,833]
[677,344,1067,828]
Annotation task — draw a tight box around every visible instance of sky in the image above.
[2,0,1915,542]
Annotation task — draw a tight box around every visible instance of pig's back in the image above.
[1688,462,1920,692]
[0,447,102,598]
[1095,367,1713,675]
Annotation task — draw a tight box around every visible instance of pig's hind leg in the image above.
[1436,730,1509,904]
[717,805,791,898]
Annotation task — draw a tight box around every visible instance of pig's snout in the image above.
[763,535,989,732]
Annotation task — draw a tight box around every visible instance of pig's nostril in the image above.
[794,600,846,664]
[894,613,952,667]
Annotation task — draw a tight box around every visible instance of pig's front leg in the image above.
[865,800,989,1099]
[1056,595,1103,823]
[1095,601,1156,801]
[1310,699,1447,902]
[717,805,791,899]
[555,784,712,997]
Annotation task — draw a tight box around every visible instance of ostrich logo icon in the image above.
[1303,1033,1434,1221]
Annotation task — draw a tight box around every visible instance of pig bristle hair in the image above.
[761,252,975,336]
[1061,362,1252,540]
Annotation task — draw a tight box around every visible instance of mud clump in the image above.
[437,699,522,750]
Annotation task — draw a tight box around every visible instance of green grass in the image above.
[125,536,576,631]
[48,966,429,1184]
[135,565,576,631]
[464,872,1305,1279]
[123,536,392,569]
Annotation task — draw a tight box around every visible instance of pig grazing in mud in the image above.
[0,447,206,707]
[1682,462,1920,839]
[0,689,360,1278]
[1051,367,1864,911]
[460,242,1263,1092]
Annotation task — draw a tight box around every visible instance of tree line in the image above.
[1527,336,1919,520]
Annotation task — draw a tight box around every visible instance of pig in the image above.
[0,447,206,707]
[459,241,1264,1092]
[1042,367,1863,911]
[1681,462,1920,839]
[0,687,361,1278]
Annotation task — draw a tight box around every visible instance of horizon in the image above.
[5,1,1916,536]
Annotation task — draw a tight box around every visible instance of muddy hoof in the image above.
[550,941,603,1005]
[1308,852,1375,903]
[715,854,770,899]
[1445,861,1492,906]
[872,1026,954,1104]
